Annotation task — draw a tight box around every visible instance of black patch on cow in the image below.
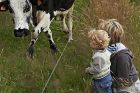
[50,11,54,20]
[30,0,75,12]
[27,16,30,24]
[29,0,38,5]
[53,0,75,11]
[23,0,31,13]
[38,30,40,34]
[32,5,38,26]
[49,40,57,53]
[41,27,44,31]
[8,5,14,13]
[47,35,50,39]
[29,0,75,22]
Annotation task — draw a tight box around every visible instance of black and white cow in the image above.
[27,0,75,58]
[0,0,75,58]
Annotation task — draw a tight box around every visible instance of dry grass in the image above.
[83,0,140,73]
[84,0,137,28]
[0,0,140,93]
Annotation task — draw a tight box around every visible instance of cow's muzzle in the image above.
[14,29,30,37]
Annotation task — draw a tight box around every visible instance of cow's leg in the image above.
[27,30,39,58]
[67,6,74,42]
[30,16,35,28]
[27,12,51,58]
[62,14,68,32]
[43,28,57,53]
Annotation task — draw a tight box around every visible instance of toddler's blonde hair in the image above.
[88,29,110,48]
[98,19,124,44]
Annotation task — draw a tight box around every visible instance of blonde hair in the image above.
[88,29,110,48]
[98,19,124,44]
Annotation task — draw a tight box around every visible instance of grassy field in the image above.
[0,0,140,93]
[0,0,91,93]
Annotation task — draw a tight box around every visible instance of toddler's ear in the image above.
[99,19,104,23]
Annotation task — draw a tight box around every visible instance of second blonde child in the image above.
[85,29,112,93]
[99,19,139,93]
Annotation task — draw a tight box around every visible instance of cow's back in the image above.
[30,0,75,12]
[53,0,75,11]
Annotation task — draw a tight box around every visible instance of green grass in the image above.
[0,0,140,93]
[0,0,91,93]
[125,13,140,72]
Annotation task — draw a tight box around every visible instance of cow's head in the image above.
[9,0,32,37]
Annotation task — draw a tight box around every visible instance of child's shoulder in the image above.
[111,49,133,58]
[93,49,111,58]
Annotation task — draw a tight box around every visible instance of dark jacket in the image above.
[110,49,138,87]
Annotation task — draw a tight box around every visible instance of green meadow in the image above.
[0,0,140,93]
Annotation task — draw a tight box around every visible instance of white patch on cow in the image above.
[34,13,50,35]
[54,10,69,16]
[62,14,68,32]
[9,0,32,30]
[45,28,55,44]
[36,11,46,24]
[35,12,51,33]
[67,6,74,41]
[32,12,55,45]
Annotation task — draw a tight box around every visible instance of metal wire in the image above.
[41,41,69,93]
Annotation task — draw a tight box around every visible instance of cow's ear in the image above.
[37,0,44,5]
[0,5,6,11]
[0,4,8,12]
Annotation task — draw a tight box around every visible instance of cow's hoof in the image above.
[63,30,69,34]
[14,29,30,37]
[26,45,34,59]
[50,44,57,54]
[68,38,73,42]
[62,28,69,34]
